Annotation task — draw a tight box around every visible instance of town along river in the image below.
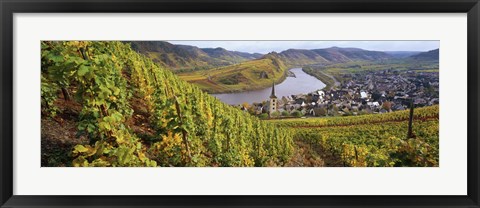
[212,68,326,105]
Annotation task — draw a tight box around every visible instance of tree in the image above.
[382,101,392,111]
[258,113,269,119]
[291,110,303,118]
[317,108,327,116]
[371,92,382,100]
[270,111,280,118]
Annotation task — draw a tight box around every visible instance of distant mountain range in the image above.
[274,47,394,66]
[128,41,262,72]
[409,49,439,61]
[128,41,439,72]
[384,51,422,58]
[201,47,263,60]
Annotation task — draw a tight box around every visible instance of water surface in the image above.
[212,68,326,105]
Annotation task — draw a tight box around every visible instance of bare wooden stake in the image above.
[407,98,415,138]
[61,87,71,101]
[174,96,192,161]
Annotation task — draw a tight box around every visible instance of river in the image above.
[211,68,326,105]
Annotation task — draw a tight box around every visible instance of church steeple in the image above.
[269,81,278,117]
[270,81,277,99]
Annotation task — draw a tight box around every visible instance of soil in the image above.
[285,139,325,167]
[41,98,87,167]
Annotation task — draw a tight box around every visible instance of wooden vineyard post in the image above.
[61,87,71,101]
[407,98,415,139]
[173,95,192,162]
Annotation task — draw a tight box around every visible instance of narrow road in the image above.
[319,71,340,87]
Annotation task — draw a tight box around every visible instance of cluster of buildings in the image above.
[244,70,439,117]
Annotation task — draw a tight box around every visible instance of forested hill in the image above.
[41,41,294,167]
[409,49,439,61]
[128,41,262,72]
[201,47,263,60]
[128,42,435,74]
[173,47,408,94]
[274,47,394,67]
[179,51,289,93]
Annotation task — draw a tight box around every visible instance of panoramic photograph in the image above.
[41,40,439,167]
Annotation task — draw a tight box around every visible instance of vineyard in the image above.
[41,41,294,167]
[41,41,440,168]
[269,105,439,167]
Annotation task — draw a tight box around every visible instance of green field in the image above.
[307,60,438,84]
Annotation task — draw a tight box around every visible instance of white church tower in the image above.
[269,81,277,116]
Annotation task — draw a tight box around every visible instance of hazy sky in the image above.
[167,41,439,54]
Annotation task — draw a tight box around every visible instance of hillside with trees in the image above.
[128,41,262,72]
[409,49,440,61]
[178,52,289,93]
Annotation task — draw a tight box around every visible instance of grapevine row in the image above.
[41,41,294,167]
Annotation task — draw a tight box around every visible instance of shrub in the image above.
[291,110,303,118]
[270,111,281,118]
[258,113,269,119]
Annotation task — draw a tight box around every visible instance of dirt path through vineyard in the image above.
[285,140,325,167]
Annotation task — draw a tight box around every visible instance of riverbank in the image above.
[177,56,289,94]
[302,66,339,90]
[211,68,326,105]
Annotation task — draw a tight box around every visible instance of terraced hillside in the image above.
[178,52,289,93]
[41,41,294,167]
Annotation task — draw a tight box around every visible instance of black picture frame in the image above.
[1,0,479,207]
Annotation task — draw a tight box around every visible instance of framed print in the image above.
[1,0,479,207]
